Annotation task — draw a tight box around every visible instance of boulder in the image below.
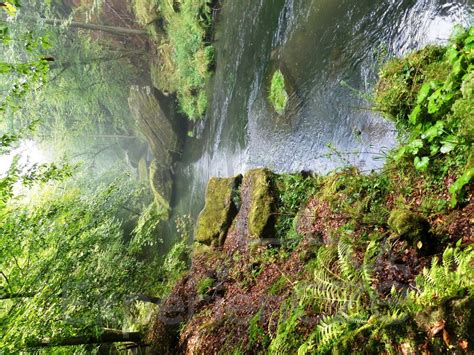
[129,86,179,217]
[246,169,275,239]
[194,175,242,247]
[149,159,173,217]
[388,209,430,246]
[128,86,179,166]
[137,156,148,182]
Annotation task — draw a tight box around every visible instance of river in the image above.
[171,0,473,226]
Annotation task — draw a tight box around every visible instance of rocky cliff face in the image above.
[128,85,180,214]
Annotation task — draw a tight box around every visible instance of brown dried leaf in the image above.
[429,319,445,336]
[459,339,468,351]
[443,329,451,347]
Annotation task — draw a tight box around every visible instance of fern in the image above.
[409,244,474,308]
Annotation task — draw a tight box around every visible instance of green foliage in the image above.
[448,167,474,207]
[274,173,317,243]
[130,200,167,253]
[0,172,160,351]
[248,309,270,349]
[408,243,474,309]
[268,69,288,115]
[376,26,473,205]
[196,276,214,296]
[0,19,51,114]
[157,0,214,120]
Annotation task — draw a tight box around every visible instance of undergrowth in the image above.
[153,0,215,120]
[376,25,473,206]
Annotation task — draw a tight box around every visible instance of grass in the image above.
[268,69,289,115]
[149,0,215,121]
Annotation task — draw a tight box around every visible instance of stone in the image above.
[194,175,242,247]
[128,86,179,167]
[149,159,172,217]
[137,156,148,182]
[246,169,274,239]
[388,209,430,245]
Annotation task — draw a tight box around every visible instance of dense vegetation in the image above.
[0,0,179,352]
[1,0,472,352]
[147,26,473,353]
[137,0,216,120]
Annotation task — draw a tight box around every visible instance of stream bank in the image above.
[146,27,473,354]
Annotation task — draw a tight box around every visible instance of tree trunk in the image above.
[41,18,148,36]
[30,329,142,348]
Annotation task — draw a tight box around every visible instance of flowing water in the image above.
[172,0,473,224]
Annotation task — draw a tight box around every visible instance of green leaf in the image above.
[445,46,458,64]
[430,144,440,155]
[416,83,432,105]
[407,139,424,155]
[428,88,444,114]
[440,135,458,154]
[414,156,429,172]
[409,105,422,125]
[421,121,444,142]
[449,168,474,207]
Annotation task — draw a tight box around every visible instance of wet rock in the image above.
[149,159,173,216]
[138,156,148,182]
[388,209,430,247]
[246,169,275,239]
[129,86,179,216]
[128,86,179,165]
[264,60,302,130]
[194,175,242,247]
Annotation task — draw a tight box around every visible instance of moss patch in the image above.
[246,169,274,239]
[388,209,430,245]
[197,276,215,296]
[194,175,242,247]
[268,69,289,115]
[149,160,172,218]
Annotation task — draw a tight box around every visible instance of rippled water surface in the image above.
[172,0,473,222]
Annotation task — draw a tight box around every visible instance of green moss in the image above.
[194,175,241,247]
[149,160,171,218]
[132,0,158,26]
[387,209,429,245]
[247,169,274,238]
[197,276,215,296]
[375,45,447,123]
[268,69,289,115]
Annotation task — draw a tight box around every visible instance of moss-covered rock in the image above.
[137,156,148,182]
[194,175,242,247]
[149,159,172,218]
[388,209,430,245]
[246,169,274,239]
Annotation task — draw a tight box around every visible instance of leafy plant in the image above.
[377,25,473,205]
